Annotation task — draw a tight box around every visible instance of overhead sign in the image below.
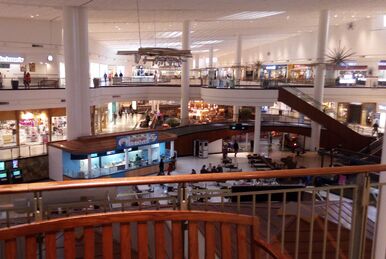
[0,56,24,63]
[265,65,277,70]
[116,132,158,149]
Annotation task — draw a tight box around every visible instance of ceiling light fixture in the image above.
[117,0,191,68]
[218,11,285,20]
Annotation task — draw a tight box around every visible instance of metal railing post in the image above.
[178,183,188,210]
[350,173,370,259]
[33,191,43,221]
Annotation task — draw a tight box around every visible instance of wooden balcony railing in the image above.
[0,164,386,259]
[0,210,287,259]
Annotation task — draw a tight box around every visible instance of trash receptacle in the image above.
[93,78,100,88]
[11,80,19,89]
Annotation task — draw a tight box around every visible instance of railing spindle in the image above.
[155,222,165,259]
[205,222,216,259]
[221,223,232,259]
[5,239,16,259]
[322,190,330,259]
[45,232,56,259]
[137,222,148,259]
[281,192,287,253]
[25,235,37,259]
[295,191,301,259]
[64,229,75,259]
[102,224,113,259]
[188,221,199,259]
[335,188,343,259]
[308,190,315,259]
[237,224,248,259]
[172,221,183,259]
[84,227,95,259]
[120,223,131,259]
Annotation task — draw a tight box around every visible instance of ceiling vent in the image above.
[32,44,44,48]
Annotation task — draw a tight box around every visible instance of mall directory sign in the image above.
[116,132,158,149]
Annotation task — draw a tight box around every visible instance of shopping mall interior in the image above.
[1,0,386,258]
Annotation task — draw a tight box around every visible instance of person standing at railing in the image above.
[23,71,31,89]
[158,158,164,175]
[103,73,107,82]
[0,72,2,88]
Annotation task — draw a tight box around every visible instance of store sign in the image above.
[116,132,158,149]
[265,65,276,70]
[378,105,386,111]
[0,56,24,63]
[19,119,35,127]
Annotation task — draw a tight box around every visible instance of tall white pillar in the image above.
[375,128,386,259]
[170,141,175,158]
[194,55,200,69]
[180,20,191,126]
[124,149,129,169]
[208,47,214,68]
[233,106,239,122]
[235,35,242,83]
[63,6,91,140]
[365,60,379,88]
[310,10,330,151]
[253,106,261,154]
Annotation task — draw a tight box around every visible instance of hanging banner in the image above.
[116,132,158,149]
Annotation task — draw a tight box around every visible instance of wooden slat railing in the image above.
[0,164,385,195]
[0,210,287,259]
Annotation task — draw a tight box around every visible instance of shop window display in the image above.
[51,116,67,141]
[19,111,49,145]
[0,120,17,147]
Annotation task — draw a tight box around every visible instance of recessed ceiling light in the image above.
[366,15,371,18]
[334,14,338,18]
[218,11,285,20]
[36,14,39,17]
[286,16,290,20]
[30,15,34,18]
[351,15,355,18]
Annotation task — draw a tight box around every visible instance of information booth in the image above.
[48,131,177,180]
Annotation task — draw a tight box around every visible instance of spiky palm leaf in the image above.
[326,42,356,66]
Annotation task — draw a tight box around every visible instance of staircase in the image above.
[278,87,373,151]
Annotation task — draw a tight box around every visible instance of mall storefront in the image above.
[48,131,176,180]
[0,108,67,160]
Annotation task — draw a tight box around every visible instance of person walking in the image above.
[233,141,239,157]
[158,158,164,175]
[104,73,107,82]
[0,72,3,88]
[373,121,379,137]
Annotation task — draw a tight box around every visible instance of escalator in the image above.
[359,136,383,156]
[278,87,373,151]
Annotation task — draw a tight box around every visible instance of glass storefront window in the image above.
[19,111,49,145]
[0,120,16,147]
[51,116,67,141]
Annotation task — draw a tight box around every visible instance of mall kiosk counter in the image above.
[48,130,177,181]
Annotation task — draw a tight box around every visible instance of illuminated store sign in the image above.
[116,132,158,149]
[265,65,277,70]
[0,56,24,63]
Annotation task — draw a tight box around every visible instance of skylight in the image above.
[193,40,223,45]
[219,11,285,20]
[157,31,182,38]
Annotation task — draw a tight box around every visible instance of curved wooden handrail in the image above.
[0,210,253,239]
[0,164,385,194]
[0,210,288,259]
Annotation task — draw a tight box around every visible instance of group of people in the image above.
[103,72,123,82]
[158,158,174,176]
[193,163,223,174]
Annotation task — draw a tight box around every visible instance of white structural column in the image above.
[180,20,191,126]
[310,10,330,151]
[170,141,175,158]
[233,106,239,122]
[208,47,214,68]
[234,34,242,83]
[63,6,91,140]
[253,106,261,154]
[365,60,379,87]
[375,126,386,258]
